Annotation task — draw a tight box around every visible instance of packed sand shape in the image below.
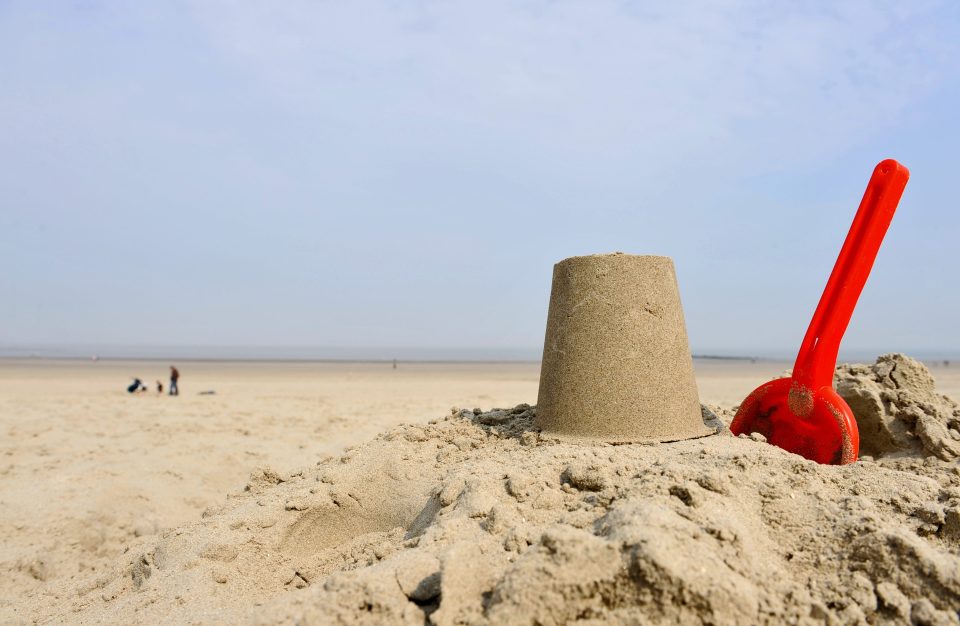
[537,254,711,443]
[27,355,960,625]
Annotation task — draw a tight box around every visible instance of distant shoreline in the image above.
[1,349,955,365]
[0,353,784,365]
[0,355,547,365]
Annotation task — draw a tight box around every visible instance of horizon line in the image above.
[0,347,960,365]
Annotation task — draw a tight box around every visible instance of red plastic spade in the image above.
[729,159,909,464]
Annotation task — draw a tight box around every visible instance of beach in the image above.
[5,1,958,623]
[2,357,959,623]
[0,359,540,611]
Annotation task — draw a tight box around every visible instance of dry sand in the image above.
[0,359,538,622]
[2,357,959,624]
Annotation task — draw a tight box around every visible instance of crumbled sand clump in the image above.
[836,353,960,460]
[29,356,960,625]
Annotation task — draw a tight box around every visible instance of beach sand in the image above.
[0,359,541,614]
[2,357,958,623]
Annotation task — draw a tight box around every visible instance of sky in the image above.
[1,1,959,360]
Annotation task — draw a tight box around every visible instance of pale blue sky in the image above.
[1,1,958,359]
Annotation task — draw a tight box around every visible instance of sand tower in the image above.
[535,253,715,443]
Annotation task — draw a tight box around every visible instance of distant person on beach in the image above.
[156,380,164,394]
[169,366,180,396]
[127,378,145,393]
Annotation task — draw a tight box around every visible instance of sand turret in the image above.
[536,253,715,443]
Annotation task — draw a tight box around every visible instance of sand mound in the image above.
[32,356,960,625]
[836,353,960,461]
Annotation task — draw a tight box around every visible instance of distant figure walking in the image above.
[169,366,180,396]
[156,380,164,394]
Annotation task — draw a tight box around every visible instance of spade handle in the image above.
[792,159,910,390]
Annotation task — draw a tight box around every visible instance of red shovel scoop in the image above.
[729,159,909,464]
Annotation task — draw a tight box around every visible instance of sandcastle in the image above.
[536,253,716,442]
